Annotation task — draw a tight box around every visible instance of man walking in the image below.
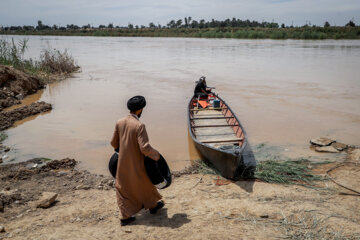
[110,96,164,226]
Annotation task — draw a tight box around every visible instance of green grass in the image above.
[255,158,325,185]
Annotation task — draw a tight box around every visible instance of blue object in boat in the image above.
[213,99,220,108]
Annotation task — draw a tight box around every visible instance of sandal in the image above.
[120,216,136,226]
[149,200,165,214]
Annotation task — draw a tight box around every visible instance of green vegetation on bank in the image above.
[255,159,326,186]
[2,26,360,40]
[1,18,359,40]
[0,38,78,79]
[192,157,327,187]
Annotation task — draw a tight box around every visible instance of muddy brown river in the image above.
[2,36,360,174]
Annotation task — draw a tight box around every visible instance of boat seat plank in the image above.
[192,124,239,128]
[201,138,244,144]
[190,107,227,111]
[191,116,233,120]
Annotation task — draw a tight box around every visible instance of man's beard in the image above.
[137,111,142,118]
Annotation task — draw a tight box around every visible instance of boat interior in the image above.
[189,94,245,150]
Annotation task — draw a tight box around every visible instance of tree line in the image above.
[1,18,357,31]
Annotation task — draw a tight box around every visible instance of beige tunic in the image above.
[110,114,161,219]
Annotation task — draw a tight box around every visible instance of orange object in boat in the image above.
[198,100,208,108]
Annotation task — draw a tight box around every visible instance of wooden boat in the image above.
[187,93,256,180]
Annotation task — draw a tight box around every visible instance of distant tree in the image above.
[272,23,279,28]
[184,17,188,27]
[191,20,198,28]
[128,23,134,29]
[324,21,330,27]
[108,23,114,28]
[135,25,139,29]
[141,25,146,29]
[82,24,90,29]
[149,22,156,28]
[23,25,35,31]
[224,18,231,27]
[66,24,79,30]
[10,26,22,31]
[98,25,106,28]
[199,19,206,28]
[176,19,182,28]
[52,24,58,30]
[230,18,237,27]
[210,19,216,28]
[345,20,355,27]
[37,20,43,30]
[281,23,285,28]
[167,20,176,28]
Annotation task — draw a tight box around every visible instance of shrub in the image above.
[0,38,28,68]
[224,32,232,38]
[0,38,78,75]
[39,48,78,74]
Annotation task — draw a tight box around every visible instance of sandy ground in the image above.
[1,151,360,240]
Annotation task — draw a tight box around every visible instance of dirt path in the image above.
[1,156,359,240]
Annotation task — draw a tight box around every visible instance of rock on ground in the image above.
[310,137,335,146]
[0,225,5,232]
[315,146,340,153]
[331,142,348,151]
[0,101,52,130]
[36,192,58,208]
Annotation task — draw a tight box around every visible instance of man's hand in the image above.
[152,151,160,161]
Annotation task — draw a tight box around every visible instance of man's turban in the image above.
[127,95,146,112]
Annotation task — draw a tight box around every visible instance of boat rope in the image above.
[326,161,360,197]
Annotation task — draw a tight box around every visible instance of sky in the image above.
[1,0,360,27]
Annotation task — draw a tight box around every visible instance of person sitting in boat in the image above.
[194,76,212,98]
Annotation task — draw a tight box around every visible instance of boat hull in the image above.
[188,93,256,180]
[193,138,242,179]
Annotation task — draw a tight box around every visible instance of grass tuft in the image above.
[39,48,78,74]
[255,158,325,185]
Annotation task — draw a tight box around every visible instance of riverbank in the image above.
[0,65,57,134]
[0,38,79,152]
[2,26,360,40]
[0,149,360,239]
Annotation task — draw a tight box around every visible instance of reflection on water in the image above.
[1,36,360,174]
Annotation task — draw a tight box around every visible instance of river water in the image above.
[2,35,360,174]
